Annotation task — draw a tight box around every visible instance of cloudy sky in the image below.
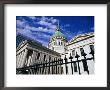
[16,16,94,47]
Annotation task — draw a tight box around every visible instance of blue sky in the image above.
[16,16,94,47]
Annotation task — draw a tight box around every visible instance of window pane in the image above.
[72,50,75,57]
[80,48,84,56]
[59,42,60,45]
[44,55,46,61]
[37,53,40,59]
[90,45,94,51]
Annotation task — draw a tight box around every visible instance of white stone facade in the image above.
[16,40,62,74]
[16,26,95,75]
[61,32,94,74]
[48,29,95,75]
[48,36,67,54]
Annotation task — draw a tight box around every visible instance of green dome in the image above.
[51,22,66,40]
[52,31,65,38]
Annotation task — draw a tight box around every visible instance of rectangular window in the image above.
[44,55,46,61]
[49,56,51,61]
[90,45,94,51]
[80,48,84,56]
[37,53,40,60]
[72,50,75,57]
[59,42,60,45]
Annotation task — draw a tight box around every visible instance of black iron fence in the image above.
[16,49,94,75]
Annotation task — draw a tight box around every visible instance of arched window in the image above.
[59,42,60,45]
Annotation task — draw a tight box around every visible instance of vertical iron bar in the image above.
[75,52,81,75]
[84,56,89,74]
[69,53,73,74]
[77,59,81,75]
[52,61,53,74]
[45,60,47,74]
[56,60,57,74]
[48,60,50,74]
[64,55,68,74]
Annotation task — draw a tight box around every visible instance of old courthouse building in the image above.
[16,24,95,75]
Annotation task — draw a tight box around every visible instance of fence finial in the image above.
[75,52,80,58]
[69,53,73,59]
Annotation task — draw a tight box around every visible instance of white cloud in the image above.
[37,16,58,29]
[16,19,27,27]
[50,17,58,24]
[16,16,60,47]
[38,20,51,26]
[28,16,36,20]
[51,19,57,24]
[16,18,55,34]
[41,16,48,21]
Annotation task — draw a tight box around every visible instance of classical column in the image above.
[16,55,20,68]
[19,51,24,68]
[27,56,31,66]
[22,49,28,67]
[16,55,18,68]
[34,51,38,63]
[17,53,21,68]
[31,51,37,65]
[32,51,36,65]
[20,50,26,67]
[29,52,34,66]
[18,52,22,68]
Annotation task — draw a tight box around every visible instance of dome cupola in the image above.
[48,21,67,54]
[52,21,66,40]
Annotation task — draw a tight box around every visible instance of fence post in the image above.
[90,47,94,61]
[39,62,41,74]
[58,59,60,74]
[64,55,68,74]
[52,60,53,74]
[75,52,81,75]
[48,60,50,74]
[56,60,57,74]
[81,50,89,75]
[42,63,45,74]
[53,59,55,74]
[69,53,73,74]
[60,58,62,74]
[44,60,47,74]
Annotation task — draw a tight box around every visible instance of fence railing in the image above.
[16,49,94,75]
